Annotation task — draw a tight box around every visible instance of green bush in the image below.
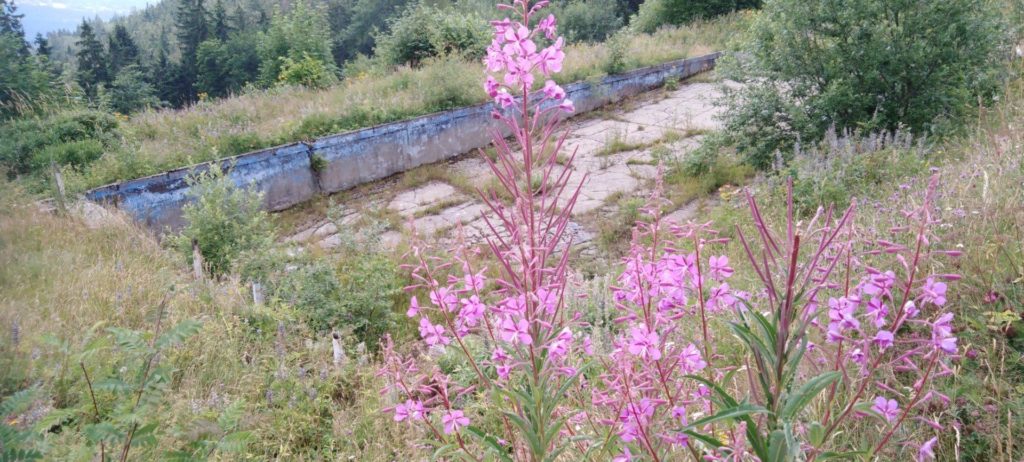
[31,139,104,172]
[374,3,491,66]
[0,109,119,178]
[259,0,337,86]
[172,165,276,278]
[634,0,759,33]
[722,0,1008,169]
[550,0,623,43]
[245,222,402,347]
[277,53,337,89]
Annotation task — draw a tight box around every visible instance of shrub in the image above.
[277,53,337,89]
[30,139,104,172]
[374,3,491,66]
[0,109,119,177]
[258,0,337,86]
[634,0,759,33]
[172,165,276,278]
[242,222,402,347]
[722,0,1008,168]
[550,0,623,43]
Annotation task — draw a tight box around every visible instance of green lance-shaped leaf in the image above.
[779,371,841,421]
[682,403,770,431]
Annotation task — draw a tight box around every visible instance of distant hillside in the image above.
[44,0,276,68]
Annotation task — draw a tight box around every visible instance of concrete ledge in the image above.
[86,52,722,232]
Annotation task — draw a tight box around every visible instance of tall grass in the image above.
[70,13,750,191]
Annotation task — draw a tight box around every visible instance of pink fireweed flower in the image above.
[495,90,515,108]
[707,283,736,312]
[873,396,900,422]
[933,331,958,355]
[863,270,896,296]
[626,326,661,361]
[866,297,888,328]
[678,343,707,373]
[557,98,573,113]
[485,41,507,72]
[536,38,565,75]
[918,437,937,461]
[499,316,533,345]
[430,286,457,311]
[547,327,573,360]
[504,57,535,88]
[558,98,574,112]
[419,317,450,347]
[394,399,425,422]
[407,295,420,318]
[921,277,948,306]
[903,300,920,319]
[612,447,633,462]
[536,287,559,315]
[463,270,486,291]
[490,17,512,37]
[484,75,500,98]
[459,296,486,327]
[537,13,557,39]
[708,255,734,280]
[542,79,565,100]
[874,330,894,350]
[442,409,470,434]
[503,24,536,57]
[850,348,867,366]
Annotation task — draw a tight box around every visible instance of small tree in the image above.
[74,20,108,98]
[722,0,1008,169]
[108,64,160,114]
[258,0,336,86]
[174,165,275,278]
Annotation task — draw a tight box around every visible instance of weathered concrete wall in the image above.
[86,52,721,232]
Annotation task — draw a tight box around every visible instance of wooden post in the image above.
[191,239,204,280]
[51,161,67,213]
[252,282,265,306]
[332,332,345,368]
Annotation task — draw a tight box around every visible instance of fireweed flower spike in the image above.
[382,2,588,460]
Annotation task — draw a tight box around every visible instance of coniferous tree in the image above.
[1,0,52,118]
[230,5,248,31]
[0,0,27,55]
[175,0,210,103]
[211,0,231,41]
[75,20,108,98]
[33,33,49,56]
[108,24,140,75]
[151,27,179,105]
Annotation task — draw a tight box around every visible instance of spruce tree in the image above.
[108,24,140,75]
[75,20,108,98]
[151,27,180,106]
[33,33,49,56]
[0,0,27,55]
[230,6,248,31]
[211,0,231,41]
[175,0,210,103]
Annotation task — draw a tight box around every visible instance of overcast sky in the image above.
[18,0,155,37]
